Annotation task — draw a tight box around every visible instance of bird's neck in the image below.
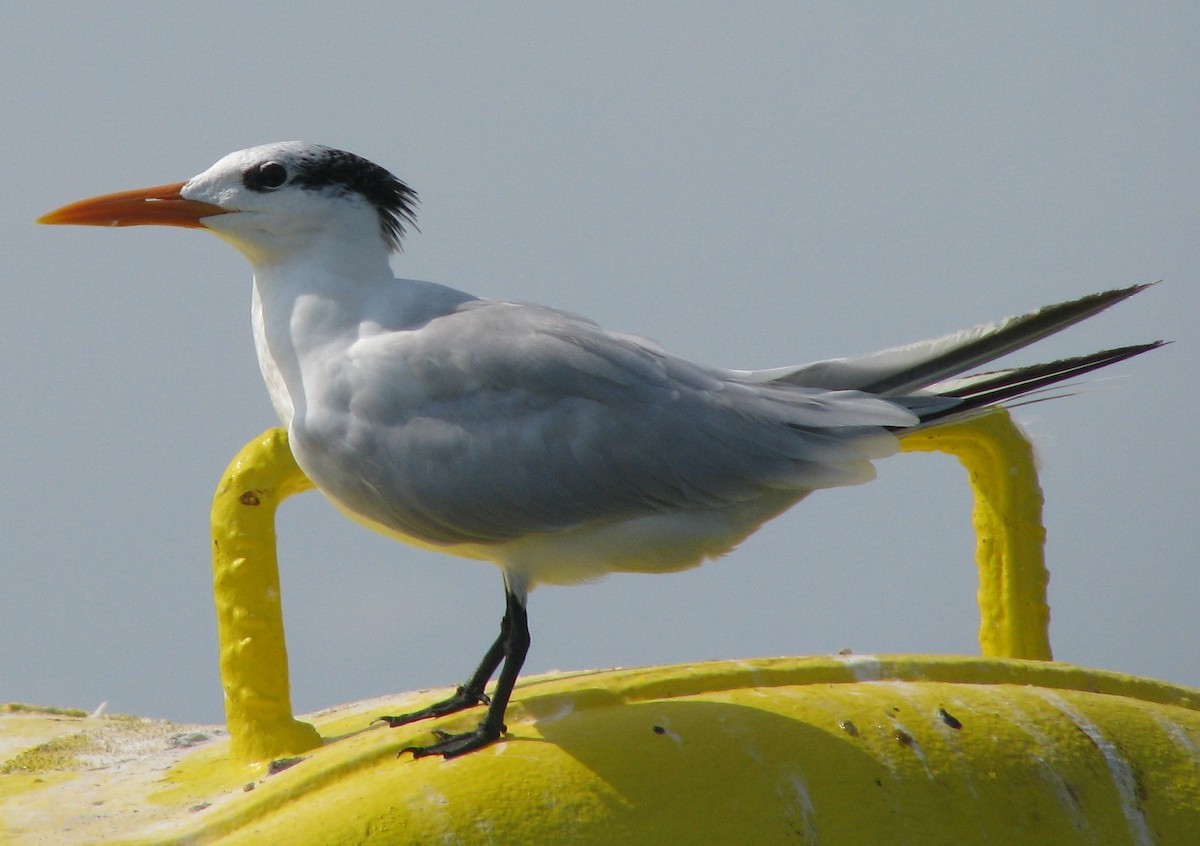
[249,243,394,427]
[246,243,477,429]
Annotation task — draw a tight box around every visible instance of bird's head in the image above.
[38,142,419,263]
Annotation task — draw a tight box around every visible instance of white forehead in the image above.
[183,142,321,203]
[200,141,320,178]
[210,141,322,171]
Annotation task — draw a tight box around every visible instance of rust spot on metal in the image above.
[267,756,306,775]
[939,707,963,730]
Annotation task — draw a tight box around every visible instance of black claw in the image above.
[376,686,490,729]
[400,722,505,759]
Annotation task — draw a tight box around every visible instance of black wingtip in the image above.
[916,339,1166,424]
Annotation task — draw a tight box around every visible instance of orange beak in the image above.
[37,181,227,228]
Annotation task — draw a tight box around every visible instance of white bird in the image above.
[39,142,1161,758]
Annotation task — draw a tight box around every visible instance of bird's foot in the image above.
[400,721,506,759]
[376,686,490,728]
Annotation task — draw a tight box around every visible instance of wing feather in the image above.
[304,300,910,544]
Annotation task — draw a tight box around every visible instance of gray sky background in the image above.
[3,3,1196,726]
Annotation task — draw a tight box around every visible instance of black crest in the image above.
[292,147,419,252]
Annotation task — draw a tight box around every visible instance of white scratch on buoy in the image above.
[1036,690,1152,846]
[889,720,932,779]
[1153,713,1200,764]
[839,654,882,682]
[784,770,819,844]
[1002,700,1088,833]
[536,699,575,724]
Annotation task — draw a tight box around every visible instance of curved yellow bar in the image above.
[3,658,1199,845]
[900,408,1052,660]
[210,428,321,763]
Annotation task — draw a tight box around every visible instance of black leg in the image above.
[384,590,531,759]
[378,610,509,728]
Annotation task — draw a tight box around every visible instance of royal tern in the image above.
[39,142,1161,758]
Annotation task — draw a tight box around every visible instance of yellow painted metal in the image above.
[210,428,321,763]
[901,408,1053,660]
[4,658,1199,845]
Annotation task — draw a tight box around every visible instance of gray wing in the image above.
[323,299,917,545]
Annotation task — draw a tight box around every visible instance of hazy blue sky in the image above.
[3,3,1196,725]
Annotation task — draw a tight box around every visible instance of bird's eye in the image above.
[243,162,288,191]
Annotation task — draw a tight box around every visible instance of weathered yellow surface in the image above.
[3,657,1199,845]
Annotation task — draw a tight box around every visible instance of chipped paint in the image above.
[651,723,682,744]
[839,654,882,682]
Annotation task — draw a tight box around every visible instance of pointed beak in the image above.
[37,181,227,228]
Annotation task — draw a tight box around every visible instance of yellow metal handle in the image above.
[211,428,322,763]
[900,408,1052,660]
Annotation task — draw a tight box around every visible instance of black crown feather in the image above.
[292,147,419,252]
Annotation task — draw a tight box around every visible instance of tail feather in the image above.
[776,282,1156,395]
[911,340,1166,426]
